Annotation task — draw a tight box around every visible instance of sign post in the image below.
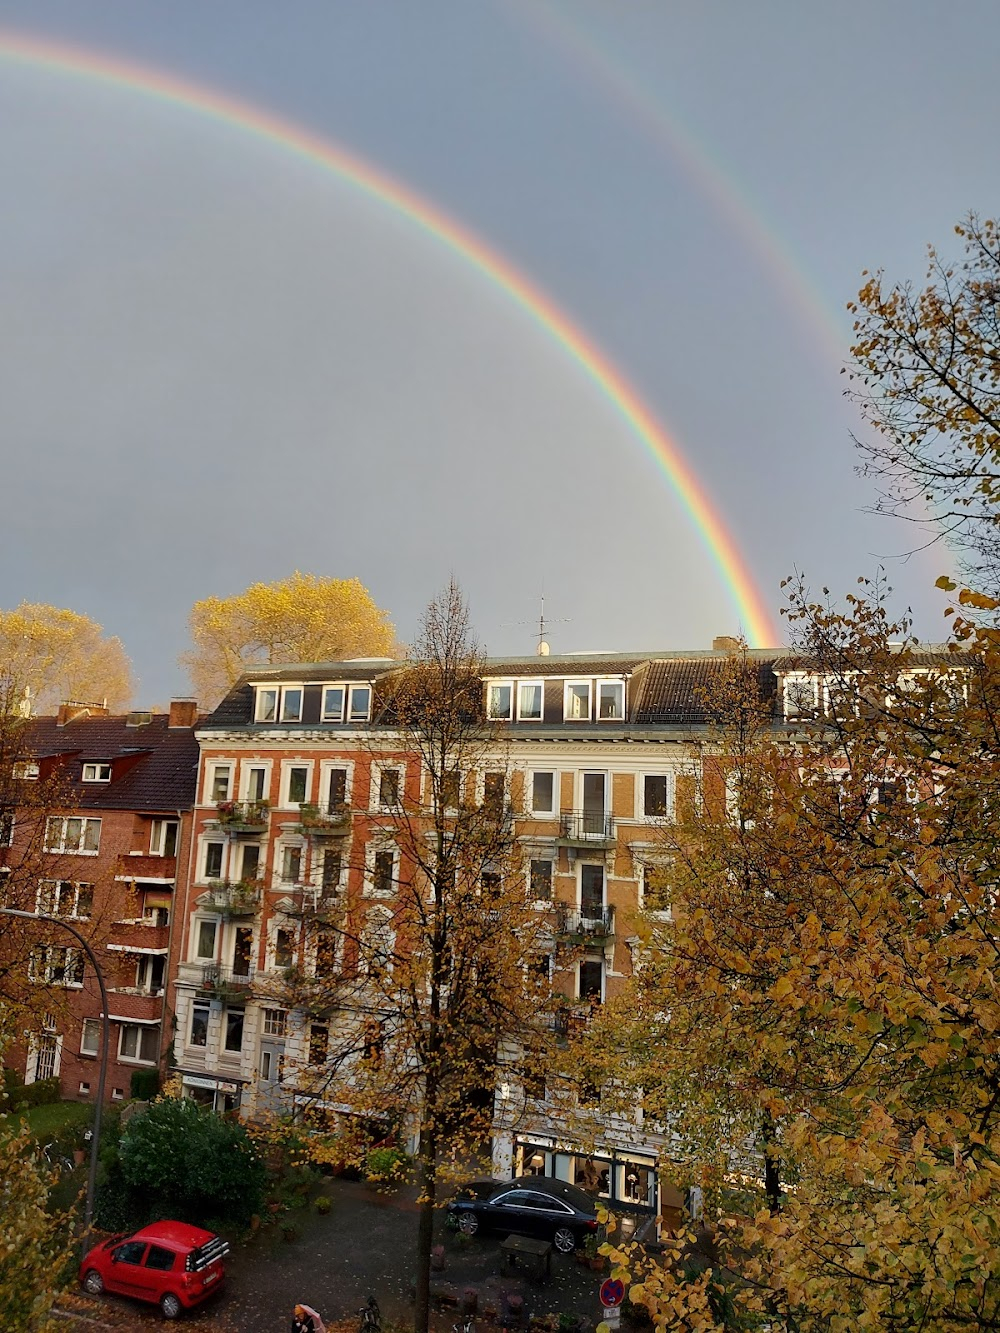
[600,1277,625,1325]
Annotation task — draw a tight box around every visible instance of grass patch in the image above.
[18,1100,92,1145]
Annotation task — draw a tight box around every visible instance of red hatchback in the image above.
[80,1220,229,1319]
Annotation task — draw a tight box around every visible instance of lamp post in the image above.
[1,907,110,1232]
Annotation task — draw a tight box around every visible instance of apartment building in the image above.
[3,700,199,1103]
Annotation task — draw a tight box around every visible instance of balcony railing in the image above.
[106,919,171,953]
[213,800,270,832]
[557,905,615,939]
[295,802,352,835]
[557,811,616,846]
[201,879,262,916]
[199,963,256,996]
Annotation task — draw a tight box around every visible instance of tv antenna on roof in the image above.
[503,594,570,656]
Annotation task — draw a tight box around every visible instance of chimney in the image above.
[56,701,110,726]
[712,636,741,652]
[168,699,198,729]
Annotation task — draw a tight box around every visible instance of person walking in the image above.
[292,1303,326,1333]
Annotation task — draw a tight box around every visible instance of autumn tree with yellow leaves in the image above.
[183,572,396,707]
[0,603,131,713]
[590,585,1000,1332]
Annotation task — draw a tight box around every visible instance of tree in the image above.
[0,603,131,713]
[278,582,555,1333]
[183,572,397,708]
[848,214,1000,593]
[0,1115,74,1331]
[593,587,1000,1332]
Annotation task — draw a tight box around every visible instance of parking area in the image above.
[62,1175,610,1332]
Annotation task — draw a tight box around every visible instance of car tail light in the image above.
[585,1219,599,1231]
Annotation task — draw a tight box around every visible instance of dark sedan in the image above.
[446,1177,599,1253]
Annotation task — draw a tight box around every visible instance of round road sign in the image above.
[600,1278,625,1307]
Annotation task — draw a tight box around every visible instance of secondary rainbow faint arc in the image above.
[0,29,776,646]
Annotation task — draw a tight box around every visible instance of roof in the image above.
[133,1220,217,1249]
[24,714,200,811]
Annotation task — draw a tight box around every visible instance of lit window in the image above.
[348,685,372,722]
[280,688,303,723]
[322,686,345,722]
[518,683,543,721]
[565,682,591,721]
[487,683,513,720]
[82,762,112,782]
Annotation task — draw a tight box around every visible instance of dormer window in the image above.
[349,685,372,722]
[783,674,819,720]
[322,686,345,722]
[82,763,112,783]
[598,681,624,720]
[487,682,514,721]
[255,688,279,723]
[565,682,592,721]
[518,683,543,721]
[280,688,303,722]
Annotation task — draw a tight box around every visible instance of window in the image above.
[364,908,395,975]
[240,843,261,881]
[784,674,818,719]
[530,772,555,815]
[349,685,372,722]
[262,1008,287,1037]
[529,858,553,901]
[580,863,605,914]
[113,1241,146,1266]
[135,955,166,995]
[308,1024,329,1066]
[224,1009,244,1053]
[440,769,461,810]
[322,848,342,892]
[280,687,303,722]
[641,862,673,913]
[14,761,39,780]
[487,682,513,720]
[483,771,505,813]
[150,819,179,857]
[30,946,83,987]
[244,766,267,802]
[325,767,348,811]
[286,766,309,806]
[44,816,101,854]
[518,682,543,721]
[203,842,224,880]
[210,765,233,802]
[274,929,294,970]
[255,687,278,722]
[378,767,401,810]
[322,686,345,722]
[370,849,396,898]
[315,927,338,978]
[39,880,92,918]
[598,681,624,720]
[565,682,591,721]
[190,1001,210,1047]
[281,845,302,883]
[119,1023,159,1064]
[145,1246,176,1272]
[80,1018,101,1056]
[195,919,218,960]
[82,762,112,782]
[75,884,94,918]
[231,927,253,977]
[0,811,11,846]
[643,774,670,818]
[578,959,603,1002]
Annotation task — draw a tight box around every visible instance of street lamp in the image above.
[1,907,110,1232]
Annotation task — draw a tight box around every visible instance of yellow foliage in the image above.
[182,571,396,707]
[0,602,132,712]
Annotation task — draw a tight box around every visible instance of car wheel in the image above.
[82,1270,104,1296]
[160,1292,182,1320]
[458,1212,480,1237]
[553,1227,577,1254]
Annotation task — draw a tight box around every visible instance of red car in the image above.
[80,1220,229,1319]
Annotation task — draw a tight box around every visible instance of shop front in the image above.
[180,1072,244,1114]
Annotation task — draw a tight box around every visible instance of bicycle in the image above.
[453,1317,476,1333]
[358,1294,382,1333]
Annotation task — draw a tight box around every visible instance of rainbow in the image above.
[0,26,777,646]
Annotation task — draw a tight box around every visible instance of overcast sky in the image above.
[0,0,994,704]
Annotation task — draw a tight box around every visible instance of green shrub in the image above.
[10,1077,61,1110]
[129,1069,160,1101]
[365,1144,409,1182]
[314,1195,332,1215]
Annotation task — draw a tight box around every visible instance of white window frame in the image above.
[564,680,592,722]
[241,762,271,803]
[348,685,373,723]
[596,679,625,721]
[365,844,398,899]
[373,764,404,812]
[277,840,305,885]
[262,1007,288,1037]
[486,681,514,721]
[318,760,352,813]
[206,762,233,803]
[578,861,606,913]
[149,818,179,857]
[279,685,304,723]
[640,771,675,821]
[783,673,820,720]
[25,1032,62,1084]
[201,839,227,882]
[576,956,605,1004]
[361,904,395,975]
[30,945,84,988]
[189,999,211,1048]
[41,880,94,919]
[527,856,555,904]
[80,1018,101,1057]
[118,1022,160,1065]
[193,917,219,961]
[529,770,557,817]
[269,923,297,973]
[45,816,101,855]
[321,684,346,723]
[82,762,112,782]
[135,953,166,996]
[517,681,543,722]
[280,760,313,809]
[14,761,40,780]
[255,686,279,723]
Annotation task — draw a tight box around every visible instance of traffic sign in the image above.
[600,1278,625,1307]
[602,1307,622,1322]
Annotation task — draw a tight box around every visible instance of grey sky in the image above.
[0,1,994,703]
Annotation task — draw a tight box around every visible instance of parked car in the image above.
[446,1177,599,1253]
[79,1220,229,1319]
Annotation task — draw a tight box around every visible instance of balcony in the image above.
[115,854,177,882]
[294,802,352,836]
[277,884,342,920]
[212,801,270,834]
[200,879,262,917]
[557,812,616,848]
[198,963,256,999]
[557,905,615,940]
[106,919,170,953]
[255,966,338,1016]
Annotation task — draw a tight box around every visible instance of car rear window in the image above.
[144,1245,176,1271]
[185,1235,230,1272]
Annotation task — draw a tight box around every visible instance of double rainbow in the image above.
[0,27,776,646]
